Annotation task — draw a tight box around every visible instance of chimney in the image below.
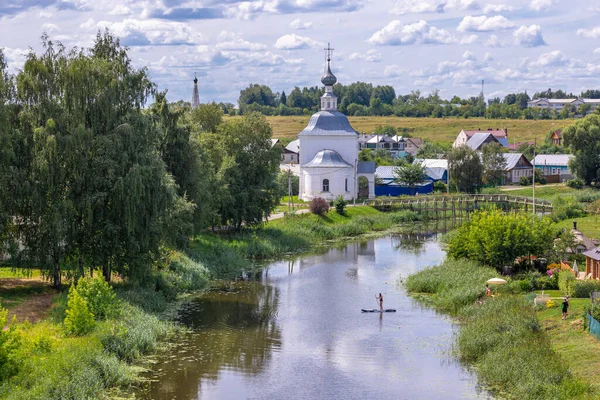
[573,221,578,230]
[504,127,508,136]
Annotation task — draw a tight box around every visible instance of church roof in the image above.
[298,111,359,137]
[303,149,353,168]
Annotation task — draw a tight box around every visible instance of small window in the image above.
[327,101,331,109]
[345,178,348,192]
[323,179,330,192]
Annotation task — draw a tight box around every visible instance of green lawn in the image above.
[555,215,600,240]
[498,184,578,200]
[267,205,381,228]
[537,298,600,392]
[0,267,42,279]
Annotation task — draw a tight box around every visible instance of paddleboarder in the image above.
[376,293,383,311]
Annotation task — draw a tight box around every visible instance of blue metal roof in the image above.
[298,111,359,137]
[303,149,353,168]
[466,132,499,150]
[357,161,376,174]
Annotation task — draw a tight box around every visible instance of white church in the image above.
[298,45,375,202]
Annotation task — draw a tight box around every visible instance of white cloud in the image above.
[530,50,568,67]
[87,19,206,45]
[42,23,59,33]
[289,18,313,29]
[348,50,382,62]
[530,0,557,11]
[391,0,479,15]
[482,4,516,13]
[216,32,267,51]
[486,34,505,47]
[484,52,494,61]
[514,25,546,47]
[460,34,478,44]
[383,64,408,78]
[109,5,130,15]
[463,50,476,60]
[577,27,600,38]
[2,47,29,72]
[368,20,455,46]
[457,15,515,32]
[594,48,600,54]
[274,34,321,50]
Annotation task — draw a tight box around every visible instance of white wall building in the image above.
[298,46,374,201]
[527,98,600,112]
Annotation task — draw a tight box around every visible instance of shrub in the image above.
[334,195,347,215]
[519,176,531,186]
[570,280,600,298]
[76,277,119,320]
[567,178,584,189]
[552,195,586,221]
[433,181,447,193]
[64,286,96,336]
[558,271,576,296]
[546,299,556,308]
[309,197,329,215]
[0,305,21,380]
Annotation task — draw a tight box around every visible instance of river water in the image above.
[135,234,491,400]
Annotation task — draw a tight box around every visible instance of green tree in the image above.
[563,114,600,184]
[449,146,482,193]
[447,209,555,269]
[394,163,426,195]
[371,85,396,105]
[481,142,507,186]
[373,124,396,136]
[416,142,446,159]
[238,84,276,113]
[64,286,96,336]
[280,90,287,106]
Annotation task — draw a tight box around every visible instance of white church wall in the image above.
[300,135,358,167]
[300,168,355,201]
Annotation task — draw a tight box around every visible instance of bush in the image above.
[433,181,447,193]
[570,280,600,298]
[334,195,347,215]
[520,176,531,186]
[76,277,119,320]
[551,195,586,221]
[0,305,21,380]
[567,178,584,189]
[64,286,96,336]
[309,197,329,215]
[558,271,576,296]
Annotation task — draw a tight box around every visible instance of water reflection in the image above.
[136,235,491,400]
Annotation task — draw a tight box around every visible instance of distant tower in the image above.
[480,79,485,100]
[192,73,200,109]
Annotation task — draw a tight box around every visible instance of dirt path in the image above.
[1,278,58,324]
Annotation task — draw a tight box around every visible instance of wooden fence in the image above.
[364,194,553,220]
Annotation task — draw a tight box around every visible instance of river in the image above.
[135,234,491,400]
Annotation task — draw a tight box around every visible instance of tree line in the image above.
[0,32,282,288]
[235,82,600,120]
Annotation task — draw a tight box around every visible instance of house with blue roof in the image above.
[533,154,573,181]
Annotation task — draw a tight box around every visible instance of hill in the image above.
[254,116,576,145]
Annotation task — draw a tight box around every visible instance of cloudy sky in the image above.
[1,0,599,104]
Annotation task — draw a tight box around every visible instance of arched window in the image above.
[323,179,330,192]
[345,178,348,192]
[327,101,331,109]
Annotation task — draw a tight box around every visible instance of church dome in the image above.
[298,110,359,137]
[321,65,337,86]
[303,149,353,168]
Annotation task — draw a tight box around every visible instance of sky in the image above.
[1,0,600,104]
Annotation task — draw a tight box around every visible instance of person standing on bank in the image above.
[376,293,383,311]
[562,296,569,320]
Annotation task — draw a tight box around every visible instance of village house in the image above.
[550,129,562,146]
[415,159,448,184]
[453,128,509,148]
[570,221,598,254]
[584,248,600,280]
[502,153,533,184]
[527,98,600,112]
[358,134,423,158]
[532,154,572,181]
[464,132,502,151]
[273,139,300,164]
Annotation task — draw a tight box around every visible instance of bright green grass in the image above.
[497,184,578,200]
[0,267,42,279]
[554,215,600,240]
[537,298,600,392]
[406,259,593,399]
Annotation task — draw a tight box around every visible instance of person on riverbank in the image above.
[376,293,383,311]
[562,296,569,320]
[485,284,491,297]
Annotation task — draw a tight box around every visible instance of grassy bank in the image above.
[405,259,592,399]
[257,116,574,145]
[0,251,210,400]
[188,206,425,278]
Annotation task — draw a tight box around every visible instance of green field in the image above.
[255,116,576,145]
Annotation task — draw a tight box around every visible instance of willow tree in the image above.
[14,32,187,284]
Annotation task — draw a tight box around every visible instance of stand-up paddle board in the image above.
[361,309,396,313]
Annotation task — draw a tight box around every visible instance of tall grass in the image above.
[189,208,424,279]
[406,259,591,399]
